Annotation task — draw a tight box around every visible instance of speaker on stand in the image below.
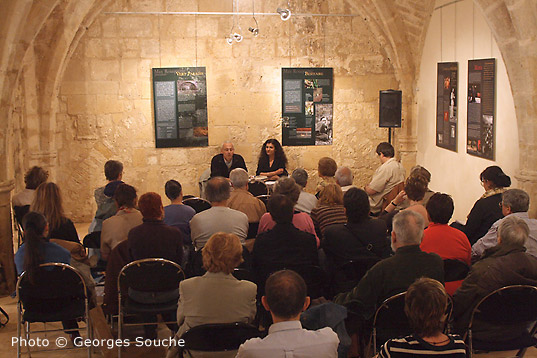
[379,90,402,144]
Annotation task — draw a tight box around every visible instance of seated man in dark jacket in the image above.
[323,188,391,267]
[252,194,319,292]
[453,215,537,340]
[210,141,247,178]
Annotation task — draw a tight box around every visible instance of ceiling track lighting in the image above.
[277,1,291,21]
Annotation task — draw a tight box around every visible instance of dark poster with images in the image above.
[281,68,333,146]
[467,59,495,160]
[152,67,208,148]
[436,62,458,152]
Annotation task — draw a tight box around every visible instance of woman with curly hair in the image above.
[30,182,80,244]
[256,138,288,179]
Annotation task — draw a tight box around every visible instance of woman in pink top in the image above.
[258,177,320,247]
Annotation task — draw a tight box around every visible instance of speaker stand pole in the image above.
[388,127,392,144]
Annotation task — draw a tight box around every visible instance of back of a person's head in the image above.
[114,183,137,208]
[22,211,48,240]
[291,168,308,188]
[392,210,424,245]
[498,215,529,247]
[335,167,353,186]
[502,189,530,213]
[104,160,123,181]
[405,278,448,337]
[30,182,65,230]
[318,183,343,206]
[202,232,243,274]
[138,192,163,220]
[376,142,394,157]
[205,177,231,203]
[343,188,370,222]
[267,194,294,224]
[318,157,337,177]
[404,175,428,201]
[480,166,511,188]
[229,168,249,188]
[426,193,453,224]
[409,165,431,183]
[165,180,182,200]
[265,270,307,319]
[24,166,49,190]
[273,177,300,204]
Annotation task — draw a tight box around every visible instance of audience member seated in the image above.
[472,188,537,259]
[323,188,390,268]
[381,174,430,231]
[420,193,471,295]
[102,239,131,315]
[12,166,49,222]
[453,216,537,341]
[316,157,338,196]
[236,270,339,358]
[291,168,318,214]
[31,182,80,244]
[90,160,124,232]
[310,183,347,240]
[167,233,256,358]
[257,177,319,246]
[378,278,466,358]
[452,166,511,245]
[163,179,196,245]
[335,166,356,193]
[252,195,319,288]
[210,141,247,178]
[228,168,266,223]
[365,142,405,215]
[256,139,288,179]
[190,177,248,250]
[398,165,434,209]
[100,183,142,261]
[334,211,443,328]
[127,192,183,264]
[15,211,82,341]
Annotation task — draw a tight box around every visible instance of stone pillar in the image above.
[516,169,537,219]
[0,180,15,296]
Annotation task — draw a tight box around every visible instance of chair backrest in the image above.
[248,181,269,197]
[247,222,259,239]
[13,205,30,225]
[372,292,409,351]
[232,268,255,283]
[256,194,270,207]
[443,259,470,282]
[82,230,101,249]
[332,258,380,295]
[118,258,185,295]
[181,323,261,353]
[17,263,87,319]
[182,197,212,213]
[381,182,405,212]
[469,285,537,327]
[257,264,326,299]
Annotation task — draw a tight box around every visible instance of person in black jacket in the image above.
[256,139,288,179]
[452,166,511,245]
[210,141,247,178]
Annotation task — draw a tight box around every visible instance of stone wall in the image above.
[52,0,399,221]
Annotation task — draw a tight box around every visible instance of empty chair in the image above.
[16,262,92,358]
[465,285,537,357]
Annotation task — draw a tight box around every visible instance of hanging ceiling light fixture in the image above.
[226,0,243,45]
[277,1,291,21]
[248,0,259,37]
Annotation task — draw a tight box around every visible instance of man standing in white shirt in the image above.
[365,142,405,215]
[236,270,339,358]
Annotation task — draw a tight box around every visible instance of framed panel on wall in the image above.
[281,68,333,146]
[152,67,208,148]
[467,58,496,160]
[436,62,458,151]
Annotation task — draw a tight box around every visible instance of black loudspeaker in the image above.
[379,90,402,128]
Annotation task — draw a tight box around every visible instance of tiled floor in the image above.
[5,223,537,357]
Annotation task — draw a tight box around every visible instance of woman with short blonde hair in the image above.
[202,232,244,274]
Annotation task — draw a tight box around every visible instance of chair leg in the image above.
[468,329,473,358]
[372,328,377,356]
[17,303,21,358]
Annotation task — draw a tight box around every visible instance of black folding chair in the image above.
[233,268,255,283]
[16,263,91,358]
[256,194,270,207]
[331,258,380,296]
[13,205,29,248]
[443,258,470,282]
[179,322,261,357]
[182,197,211,213]
[248,181,269,197]
[82,231,107,276]
[466,285,537,357]
[117,258,185,357]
